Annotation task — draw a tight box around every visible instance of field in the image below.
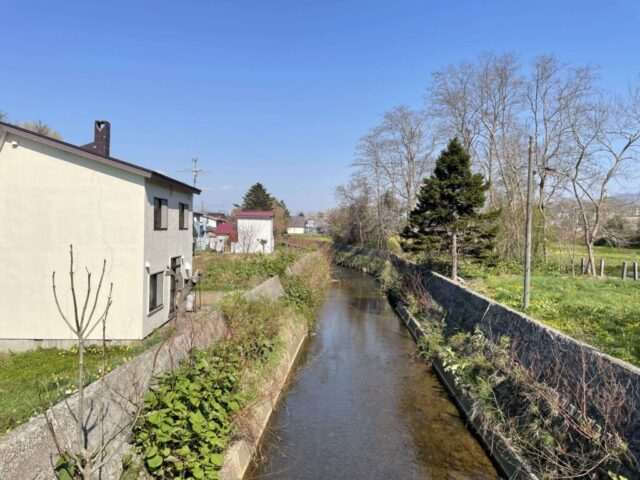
[467,245,640,366]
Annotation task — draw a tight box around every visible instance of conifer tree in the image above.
[241,182,273,211]
[401,138,498,280]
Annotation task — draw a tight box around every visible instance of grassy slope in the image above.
[193,249,302,291]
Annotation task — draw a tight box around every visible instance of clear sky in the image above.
[2,0,639,213]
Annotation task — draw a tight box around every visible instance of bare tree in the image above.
[235,221,266,253]
[331,175,376,246]
[50,245,114,478]
[564,86,640,275]
[20,120,62,139]
[428,60,482,153]
[527,56,598,262]
[378,106,435,218]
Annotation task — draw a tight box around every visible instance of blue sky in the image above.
[2,0,639,213]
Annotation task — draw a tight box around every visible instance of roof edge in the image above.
[0,121,200,195]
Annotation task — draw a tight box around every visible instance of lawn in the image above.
[0,327,172,433]
[193,248,302,291]
[469,274,640,366]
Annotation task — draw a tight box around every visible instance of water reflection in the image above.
[247,268,498,480]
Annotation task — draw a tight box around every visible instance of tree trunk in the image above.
[585,241,597,277]
[451,231,458,281]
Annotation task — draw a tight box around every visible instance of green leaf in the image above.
[146,454,163,469]
[210,453,224,466]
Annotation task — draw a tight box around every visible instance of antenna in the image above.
[179,156,207,188]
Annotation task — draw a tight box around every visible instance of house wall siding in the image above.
[235,218,274,253]
[0,133,145,345]
[142,181,194,336]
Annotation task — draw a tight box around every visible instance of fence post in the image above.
[621,262,628,280]
[580,257,585,275]
[599,259,605,277]
[634,262,638,281]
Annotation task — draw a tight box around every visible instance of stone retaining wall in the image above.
[333,244,640,478]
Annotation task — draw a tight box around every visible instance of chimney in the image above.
[93,120,110,156]
[82,120,111,156]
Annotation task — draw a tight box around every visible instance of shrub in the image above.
[133,347,243,479]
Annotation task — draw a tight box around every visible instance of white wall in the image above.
[142,182,194,336]
[234,218,274,254]
[0,133,146,344]
[287,227,305,235]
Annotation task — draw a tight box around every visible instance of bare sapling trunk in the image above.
[51,245,113,478]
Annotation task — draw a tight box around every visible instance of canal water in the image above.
[247,267,498,480]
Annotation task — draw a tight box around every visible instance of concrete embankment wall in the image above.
[333,244,640,477]
[219,303,307,480]
[0,253,312,480]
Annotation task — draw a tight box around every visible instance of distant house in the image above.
[233,211,275,254]
[0,120,200,350]
[211,223,237,252]
[287,216,306,235]
[192,212,209,251]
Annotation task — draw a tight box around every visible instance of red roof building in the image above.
[215,223,236,235]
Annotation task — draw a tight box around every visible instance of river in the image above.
[247,267,498,479]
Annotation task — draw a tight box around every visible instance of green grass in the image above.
[0,327,172,434]
[193,248,302,291]
[549,244,640,276]
[470,274,640,366]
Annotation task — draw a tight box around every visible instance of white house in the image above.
[0,120,200,350]
[286,216,306,235]
[233,211,275,254]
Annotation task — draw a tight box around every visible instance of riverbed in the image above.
[247,267,498,479]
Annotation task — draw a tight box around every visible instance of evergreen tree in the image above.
[241,182,273,211]
[401,138,498,280]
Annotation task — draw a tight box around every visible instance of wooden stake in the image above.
[599,259,605,277]
[621,262,627,280]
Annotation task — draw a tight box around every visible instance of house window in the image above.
[154,198,168,230]
[179,203,189,230]
[149,271,164,313]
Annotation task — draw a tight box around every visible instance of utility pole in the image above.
[523,136,534,309]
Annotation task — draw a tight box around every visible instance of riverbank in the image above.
[129,250,331,480]
[332,244,640,480]
[0,250,331,480]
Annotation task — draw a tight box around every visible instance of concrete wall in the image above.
[142,181,194,337]
[0,132,145,346]
[333,244,640,474]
